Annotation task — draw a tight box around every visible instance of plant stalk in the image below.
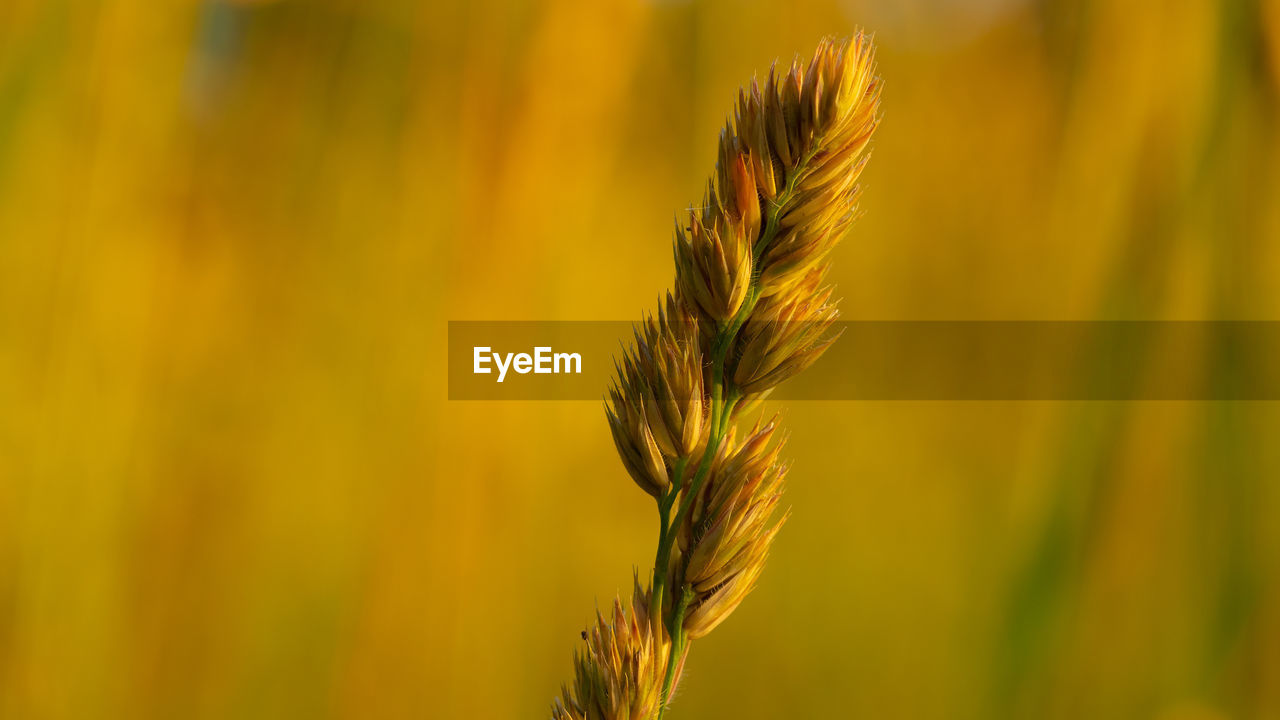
[653,141,821,719]
[655,586,693,720]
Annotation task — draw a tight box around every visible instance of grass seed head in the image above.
[731,269,842,394]
[606,295,710,498]
[552,595,671,720]
[671,420,790,640]
[561,33,881,718]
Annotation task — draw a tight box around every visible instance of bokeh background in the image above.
[3,0,1280,717]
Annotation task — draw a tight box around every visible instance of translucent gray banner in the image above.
[447,321,1280,400]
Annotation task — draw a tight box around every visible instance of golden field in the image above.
[2,0,1280,717]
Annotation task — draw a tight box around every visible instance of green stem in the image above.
[648,464,679,642]
[719,390,741,435]
[653,293,763,718]
[672,346,728,529]
[652,143,823,718]
[653,334,731,717]
[656,586,693,720]
[754,143,824,259]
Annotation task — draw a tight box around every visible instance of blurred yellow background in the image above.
[3,0,1280,717]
